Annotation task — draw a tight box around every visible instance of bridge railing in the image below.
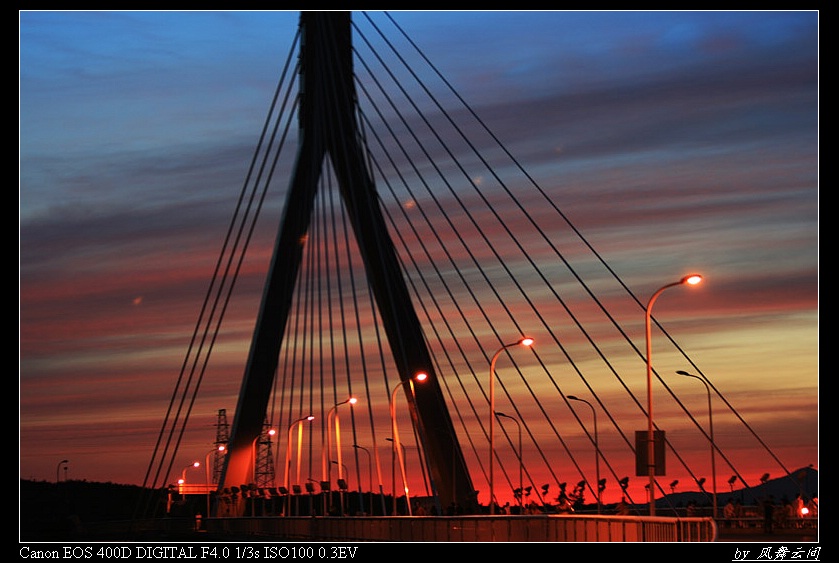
[207,514,717,542]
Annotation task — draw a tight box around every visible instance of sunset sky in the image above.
[20,11,818,508]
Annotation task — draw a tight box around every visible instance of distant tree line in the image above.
[20,479,161,541]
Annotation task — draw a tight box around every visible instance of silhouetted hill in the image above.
[643,465,818,514]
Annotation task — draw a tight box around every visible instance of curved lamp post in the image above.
[676,369,717,519]
[56,459,69,483]
[283,415,314,517]
[179,461,201,493]
[284,415,314,492]
[489,337,534,514]
[353,444,373,515]
[568,395,601,514]
[327,397,357,486]
[390,372,428,516]
[181,461,200,482]
[645,274,702,515]
[495,412,522,511]
[356,443,386,516]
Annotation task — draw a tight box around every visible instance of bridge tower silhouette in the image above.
[216,11,476,514]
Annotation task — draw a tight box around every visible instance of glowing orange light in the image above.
[520,337,534,347]
[683,274,703,285]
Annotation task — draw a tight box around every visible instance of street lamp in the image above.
[205,445,226,517]
[676,369,717,519]
[56,459,68,483]
[326,398,357,485]
[285,415,315,492]
[645,274,702,516]
[390,372,428,516]
[353,444,373,514]
[181,461,200,483]
[179,461,201,495]
[495,412,523,511]
[489,337,534,514]
[568,395,601,514]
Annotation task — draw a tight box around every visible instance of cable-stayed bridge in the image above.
[140,11,810,529]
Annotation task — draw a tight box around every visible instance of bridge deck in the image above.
[205,514,717,542]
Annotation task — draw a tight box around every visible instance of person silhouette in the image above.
[723,498,735,527]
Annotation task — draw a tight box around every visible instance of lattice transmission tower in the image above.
[255,418,276,488]
[211,409,230,486]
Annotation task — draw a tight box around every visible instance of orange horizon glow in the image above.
[19,11,817,510]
